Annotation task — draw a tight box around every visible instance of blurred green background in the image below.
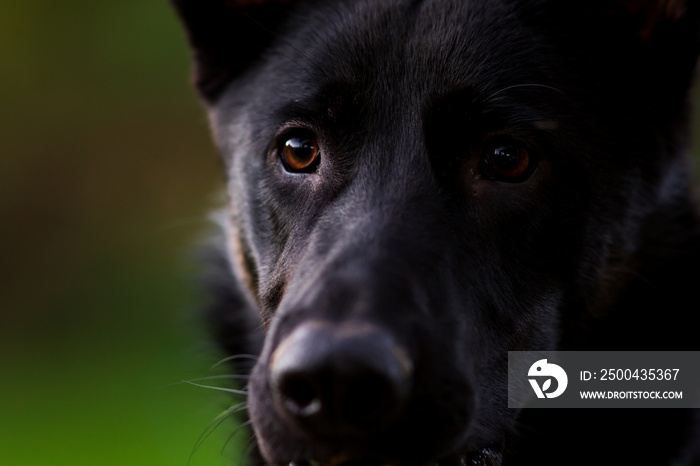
[1,1,699,466]
[1,1,245,465]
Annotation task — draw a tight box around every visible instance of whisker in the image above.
[188,402,248,466]
[210,354,259,371]
[485,83,565,103]
[187,374,251,382]
[180,380,248,396]
[157,374,250,391]
[243,432,260,460]
[223,419,254,456]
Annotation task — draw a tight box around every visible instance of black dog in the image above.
[172,1,700,464]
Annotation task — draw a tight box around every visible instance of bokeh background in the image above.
[1,1,699,466]
[1,1,244,465]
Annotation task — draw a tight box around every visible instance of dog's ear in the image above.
[614,0,700,106]
[171,0,298,102]
[614,0,699,44]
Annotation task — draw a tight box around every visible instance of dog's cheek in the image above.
[209,106,289,312]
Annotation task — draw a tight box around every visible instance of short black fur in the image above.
[173,0,700,464]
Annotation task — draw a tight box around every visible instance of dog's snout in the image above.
[269,321,413,436]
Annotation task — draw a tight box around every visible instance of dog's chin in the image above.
[285,444,504,466]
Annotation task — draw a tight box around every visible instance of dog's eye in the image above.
[480,137,537,182]
[279,132,320,173]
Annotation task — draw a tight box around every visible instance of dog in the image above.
[172,0,700,464]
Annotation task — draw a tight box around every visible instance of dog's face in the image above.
[174,0,699,464]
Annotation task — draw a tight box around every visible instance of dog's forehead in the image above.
[263,0,550,104]
[212,0,569,171]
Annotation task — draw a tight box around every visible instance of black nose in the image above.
[269,321,413,436]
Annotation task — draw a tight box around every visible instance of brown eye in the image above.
[480,137,537,182]
[280,133,320,173]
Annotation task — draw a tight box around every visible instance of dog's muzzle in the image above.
[269,320,413,437]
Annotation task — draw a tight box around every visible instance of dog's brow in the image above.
[273,82,357,128]
[274,100,321,127]
[533,121,559,131]
[484,84,565,104]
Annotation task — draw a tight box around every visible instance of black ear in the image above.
[171,0,297,102]
[614,0,700,111]
[616,0,699,42]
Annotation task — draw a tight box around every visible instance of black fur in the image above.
[173,1,700,464]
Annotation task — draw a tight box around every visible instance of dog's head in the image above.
[173,1,700,464]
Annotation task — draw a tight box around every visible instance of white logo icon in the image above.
[528,359,568,399]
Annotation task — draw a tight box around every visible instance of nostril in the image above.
[277,371,322,417]
[268,321,413,436]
